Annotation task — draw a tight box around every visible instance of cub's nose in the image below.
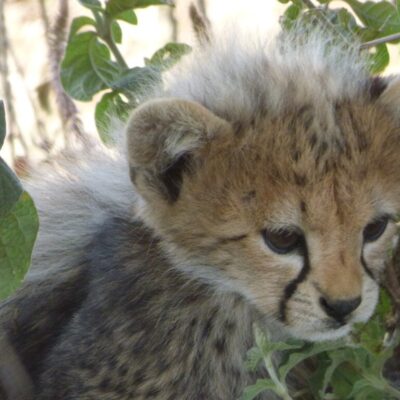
[319,296,362,321]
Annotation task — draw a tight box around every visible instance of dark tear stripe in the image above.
[360,254,375,281]
[279,239,311,322]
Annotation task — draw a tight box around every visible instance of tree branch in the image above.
[360,33,400,49]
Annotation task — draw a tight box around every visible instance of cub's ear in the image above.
[126,98,232,202]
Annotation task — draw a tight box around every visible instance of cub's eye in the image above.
[363,216,389,243]
[261,229,302,255]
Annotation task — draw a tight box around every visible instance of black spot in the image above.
[114,384,128,396]
[369,76,388,100]
[224,320,236,333]
[294,173,307,187]
[157,357,170,374]
[232,120,245,135]
[300,201,306,213]
[339,251,345,266]
[242,190,256,202]
[133,369,146,385]
[159,154,191,202]
[233,294,243,307]
[297,105,314,131]
[184,293,201,304]
[318,141,328,157]
[343,141,352,160]
[214,337,226,355]
[118,365,128,376]
[292,150,301,162]
[99,377,112,391]
[279,238,310,322]
[309,133,317,149]
[348,112,369,152]
[202,308,218,340]
[145,388,161,398]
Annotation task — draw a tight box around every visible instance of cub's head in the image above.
[125,36,400,341]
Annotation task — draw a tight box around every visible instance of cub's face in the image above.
[127,97,400,341]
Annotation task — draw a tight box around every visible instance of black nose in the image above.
[319,296,362,321]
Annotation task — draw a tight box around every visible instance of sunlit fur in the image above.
[1,27,400,399]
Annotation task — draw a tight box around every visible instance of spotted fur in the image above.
[1,27,400,399]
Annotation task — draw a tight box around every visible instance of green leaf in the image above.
[241,379,277,400]
[0,101,5,149]
[115,10,137,25]
[343,0,400,36]
[69,16,96,39]
[133,0,171,8]
[337,8,358,32]
[0,158,23,216]
[95,92,130,143]
[111,21,122,44]
[145,42,191,71]
[330,361,362,398]
[319,349,351,396]
[280,4,301,30]
[111,66,161,97]
[89,37,122,86]
[106,0,136,16]
[106,0,169,15]
[346,378,382,399]
[78,0,103,11]
[367,43,390,74]
[244,347,263,372]
[0,192,38,299]
[279,340,345,380]
[61,32,121,101]
[285,4,301,20]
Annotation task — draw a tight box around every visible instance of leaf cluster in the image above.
[61,0,190,142]
[279,0,400,73]
[243,292,400,400]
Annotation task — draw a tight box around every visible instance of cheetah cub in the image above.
[1,28,400,400]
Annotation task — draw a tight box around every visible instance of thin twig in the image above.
[197,0,208,17]
[48,0,89,148]
[38,0,51,41]
[361,33,400,49]
[8,46,51,151]
[104,35,129,69]
[189,3,211,44]
[93,10,129,69]
[168,6,178,42]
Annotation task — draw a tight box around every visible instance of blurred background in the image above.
[1,0,399,170]
[0,0,284,170]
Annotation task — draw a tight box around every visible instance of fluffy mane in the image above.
[159,27,368,125]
